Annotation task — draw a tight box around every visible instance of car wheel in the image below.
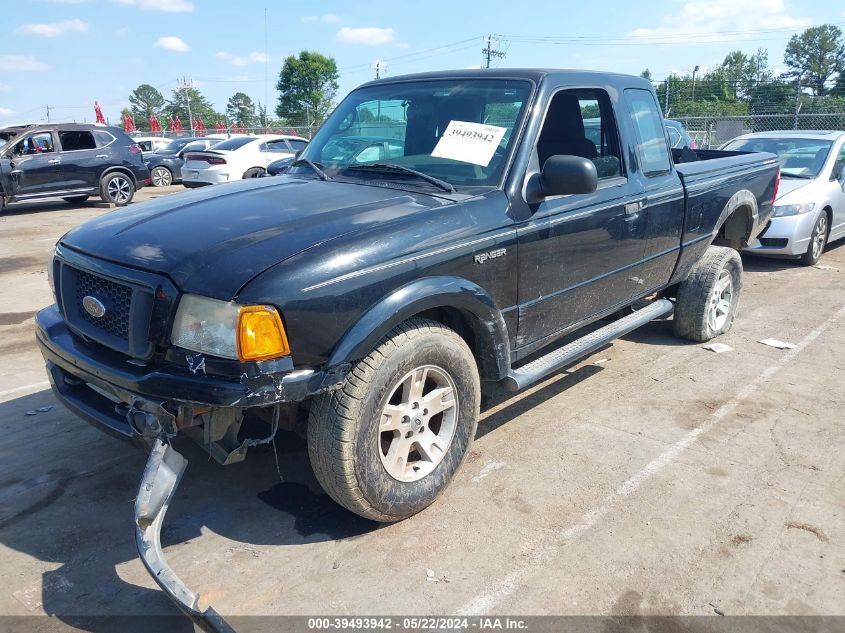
[673,245,743,342]
[307,317,480,522]
[243,167,265,179]
[99,172,135,207]
[62,195,90,204]
[800,211,829,266]
[150,166,173,187]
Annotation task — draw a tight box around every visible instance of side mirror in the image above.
[535,155,598,200]
[837,165,845,183]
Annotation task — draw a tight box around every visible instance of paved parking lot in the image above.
[1,188,843,629]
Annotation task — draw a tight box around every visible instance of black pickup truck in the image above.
[35,69,778,625]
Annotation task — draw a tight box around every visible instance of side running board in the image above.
[502,299,674,392]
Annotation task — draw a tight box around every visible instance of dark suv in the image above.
[0,124,150,212]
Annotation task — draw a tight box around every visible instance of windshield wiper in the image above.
[344,163,455,193]
[291,158,331,181]
[780,172,813,179]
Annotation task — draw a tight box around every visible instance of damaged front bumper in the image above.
[35,305,340,442]
[136,438,234,632]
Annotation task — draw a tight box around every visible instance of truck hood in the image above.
[61,176,451,299]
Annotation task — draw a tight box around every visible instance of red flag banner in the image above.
[94,101,106,125]
[123,112,136,133]
[170,116,183,134]
[149,114,161,133]
[215,121,226,133]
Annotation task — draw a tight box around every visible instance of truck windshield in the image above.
[723,137,832,178]
[294,78,533,189]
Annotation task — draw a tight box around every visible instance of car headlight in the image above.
[772,202,815,217]
[171,294,290,361]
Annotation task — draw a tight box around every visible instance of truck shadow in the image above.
[0,390,378,632]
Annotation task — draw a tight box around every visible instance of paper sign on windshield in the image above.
[431,121,507,167]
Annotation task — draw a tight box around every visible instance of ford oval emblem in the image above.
[82,295,107,318]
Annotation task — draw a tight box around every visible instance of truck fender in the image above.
[325,276,511,382]
[713,189,758,248]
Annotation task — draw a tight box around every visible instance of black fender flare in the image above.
[713,189,759,243]
[325,276,511,382]
[100,166,139,187]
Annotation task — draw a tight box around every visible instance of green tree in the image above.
[225,92,256,127]
[639,68,653,81]
[164,84,221,125]
[275,50,339,124]
[718,50,770,100]
[784,24,845,95]
[128,84,165,123]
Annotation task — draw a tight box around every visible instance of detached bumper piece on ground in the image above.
[135,438,235,633]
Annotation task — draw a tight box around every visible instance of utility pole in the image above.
[373,59,384,80]
[482,35,505,69]
[793,75,802,130]
[45,104,51,123]
[691,65,700,103]
[181,77,194,136]
[664,78,670,116]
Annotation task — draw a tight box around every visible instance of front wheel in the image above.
[800,211,829,266]
[673,245,743,342]
[307,318,480,522]
[99,172,135,206]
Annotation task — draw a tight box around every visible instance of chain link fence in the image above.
[132,125,319,140]
[671,113,845,149]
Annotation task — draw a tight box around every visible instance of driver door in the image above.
[6,131,64,196]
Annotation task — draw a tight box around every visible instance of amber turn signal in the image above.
[237,306,290,361]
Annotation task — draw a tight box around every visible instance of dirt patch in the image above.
[0,256,43,274]
[785,521,829,542]
[0,311,36,326]
[731,534,753,545]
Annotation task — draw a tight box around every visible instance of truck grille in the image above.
[56,259,157,359]
[73,268,133,339]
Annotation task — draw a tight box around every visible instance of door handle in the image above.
[47,159,61,164]
[95,154,108,158]
[624,199,647,215]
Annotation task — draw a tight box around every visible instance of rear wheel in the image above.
[99,172,135,206]
[800,211,829,266]
[307,318,480,522]
[62,195,89,204]
[243,167,265,179]
[150,166,173,187]
[673,245,743,342]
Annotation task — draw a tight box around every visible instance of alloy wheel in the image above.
[378,365,458,482]
[107,176,132,203]
[811,214,828,260]
[151,167,172,187]
[707,268,733,331]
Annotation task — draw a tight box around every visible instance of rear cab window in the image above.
[59,130,97,152]
[624,89,672,176]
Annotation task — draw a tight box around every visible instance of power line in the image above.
[482,35,506,69]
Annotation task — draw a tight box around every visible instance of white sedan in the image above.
[181,134,309,187]
[722,130,845,266]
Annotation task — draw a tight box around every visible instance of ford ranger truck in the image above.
[35,69,779,627]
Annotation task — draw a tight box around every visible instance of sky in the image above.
[0,0,841,127]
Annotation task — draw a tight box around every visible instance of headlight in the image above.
[171,294,290,361]
[772,202,815,217]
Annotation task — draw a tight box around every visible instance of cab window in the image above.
[624,89,672,176]
[536,88,623,181]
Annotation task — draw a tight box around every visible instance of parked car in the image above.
[181,134,308,186]
[721,130,845,265]
[132,136,171,156]
[36,69,778,625]
[145,138,219,187]
[0,123,149,211]
[664,119,697,149]
[265,156,296,176]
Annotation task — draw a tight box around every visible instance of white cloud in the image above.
[301,14,341,24]
[18,18,89,37]
[45,0,90,3]
[115,0,194,13]
[0,107,15,116]
[154,36,190,52]
[337,27,395,46]
[630,0,810,42]
[216,51,269,66]
[0,54,50,71]
[397,42,410,50]
[115,27,129,37]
